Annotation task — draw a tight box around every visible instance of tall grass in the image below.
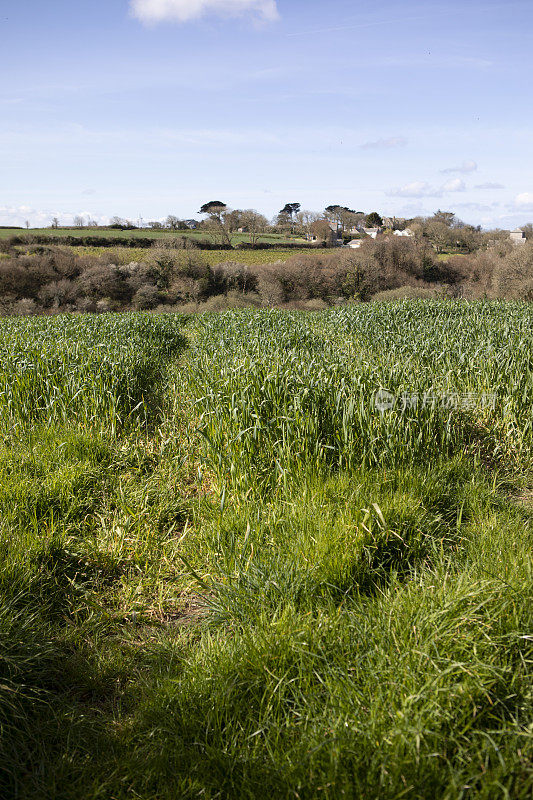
[187,301,533,493]
[0,313,185,430]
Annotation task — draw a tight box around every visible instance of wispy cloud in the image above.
[441,160,478,174]
[286,14,439,38]
[360,136,407,150]
[130,0,279,24]
[474,182,505,190]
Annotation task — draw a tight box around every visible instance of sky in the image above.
[1,0,532,229]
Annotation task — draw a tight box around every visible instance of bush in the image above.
[372,285,444,302]
[132,285,160,310]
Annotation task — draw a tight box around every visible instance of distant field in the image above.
[65,245,313,265]
[0,226,297,245]
[437,252,468,261]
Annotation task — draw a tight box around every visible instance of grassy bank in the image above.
[0,302,531,798]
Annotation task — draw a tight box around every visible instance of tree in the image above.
[51,218,59,229]
[521,223,533,240]
[324,205,358,232]
[166,215,180,230]
[199,201,232,247]
[25,220,30,229]
[365,212,383,228]
[279,203,301,233]
[199,201,227,215]
[310,218,334,245]
[73,216,84,227]
[240,209,269,247]
[423,220,455,254]
[280,202,301,219]
[274,210,292,232]
[432,210,457,227]
[295,210,321,238]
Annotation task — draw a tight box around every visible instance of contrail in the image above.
[285,15,432,37]
[285,3,512,39]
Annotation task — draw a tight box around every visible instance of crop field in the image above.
[0,301,532,799]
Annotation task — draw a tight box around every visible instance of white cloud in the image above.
[441,160,478,174]
[515,192,533,207]
[360,136,407,150]
[388,178,466,199]
[441,178,466,193]
[130,0,279,24]
[0,206,108,228]
[388,181,438,198]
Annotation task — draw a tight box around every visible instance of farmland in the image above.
[0,226,300,245]
[0,301,532,799]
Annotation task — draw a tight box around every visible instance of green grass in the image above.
[0,226,297,245]
[0,302,531,798]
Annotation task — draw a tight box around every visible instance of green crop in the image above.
[0,313,185,431]
[187,301,533,492]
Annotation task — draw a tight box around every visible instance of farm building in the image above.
[510,227,526,245]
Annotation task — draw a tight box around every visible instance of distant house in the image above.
[327,222,344,246]
[183,219,199,230]
[363,227,380,239]
[346,239,362,249]
[510,227,526,245]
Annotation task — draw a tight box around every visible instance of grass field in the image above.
[0,301,532,798]
[0,226,298,245]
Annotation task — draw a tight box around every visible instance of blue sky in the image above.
[1,0,532,228]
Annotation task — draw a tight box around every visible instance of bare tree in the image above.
[240,209,269,247]
[73,215,85,227]
[166,215,180,230]
[110,216,126,227]
[295,210,321,238]
[51,217,60,229]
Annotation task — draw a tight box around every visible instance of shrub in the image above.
[132,285,161,310]
[77,264,133,304]
[372,285,444,302]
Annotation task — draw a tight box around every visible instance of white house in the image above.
[346,239,362,249]
[510,227,526,245]
[393,228,415,238]
[363,227,380,239]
